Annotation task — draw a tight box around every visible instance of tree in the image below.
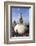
[14,20,16,25]
[13,20,17,27]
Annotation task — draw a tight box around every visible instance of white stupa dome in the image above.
[14,24,25,34]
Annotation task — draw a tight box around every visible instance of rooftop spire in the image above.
[19,12,23,24]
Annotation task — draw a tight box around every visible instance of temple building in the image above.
[14,13,25,34]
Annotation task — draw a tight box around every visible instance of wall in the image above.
[35,1,36,43]
[0,0,36,46]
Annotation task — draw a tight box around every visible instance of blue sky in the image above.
[11,7,29,24]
